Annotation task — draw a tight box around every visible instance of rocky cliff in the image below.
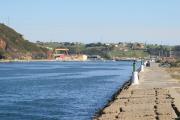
[0,23,47,59]
[0,38,7,50]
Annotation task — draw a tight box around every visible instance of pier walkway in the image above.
[94,63,180,120]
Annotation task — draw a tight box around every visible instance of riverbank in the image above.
[0,59,53,63]
[0,59,84,63]
[94,62,180,120]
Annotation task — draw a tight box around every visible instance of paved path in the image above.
[94,63,180,120]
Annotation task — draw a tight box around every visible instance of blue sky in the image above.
[0,0,180,45]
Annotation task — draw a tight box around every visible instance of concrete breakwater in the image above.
[94,63,180,120]
[93,79,132,119]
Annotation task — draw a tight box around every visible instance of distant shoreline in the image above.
[0,58,141,63]
[0,59,54,63]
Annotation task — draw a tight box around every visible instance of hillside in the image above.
[36,42,149,59]
[0,24,47,59]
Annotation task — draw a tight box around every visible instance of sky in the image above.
[0,0,180,45]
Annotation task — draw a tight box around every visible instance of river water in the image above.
[0,61,137,120]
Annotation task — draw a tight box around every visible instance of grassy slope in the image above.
[109,50,149,58]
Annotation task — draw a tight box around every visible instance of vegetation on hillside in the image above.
[37,42,180,60]
[36,41,149,59]
[0,24,47,59]
[1,23,179,60]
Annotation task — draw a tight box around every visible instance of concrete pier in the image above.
[94,63,180,120]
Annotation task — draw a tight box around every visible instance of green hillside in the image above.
[0,24,47,59]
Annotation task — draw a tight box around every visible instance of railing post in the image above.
[140,59,144,72]
[132,60,139,85]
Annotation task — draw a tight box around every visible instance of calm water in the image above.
[0,61,137,120]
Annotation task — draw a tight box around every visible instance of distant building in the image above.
[132,43,145,50]
[88,55,103,61]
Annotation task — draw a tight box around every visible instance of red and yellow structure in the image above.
[53,48,87,61]
[54,48,70,60]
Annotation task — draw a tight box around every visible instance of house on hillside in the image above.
[132,43,145,50]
